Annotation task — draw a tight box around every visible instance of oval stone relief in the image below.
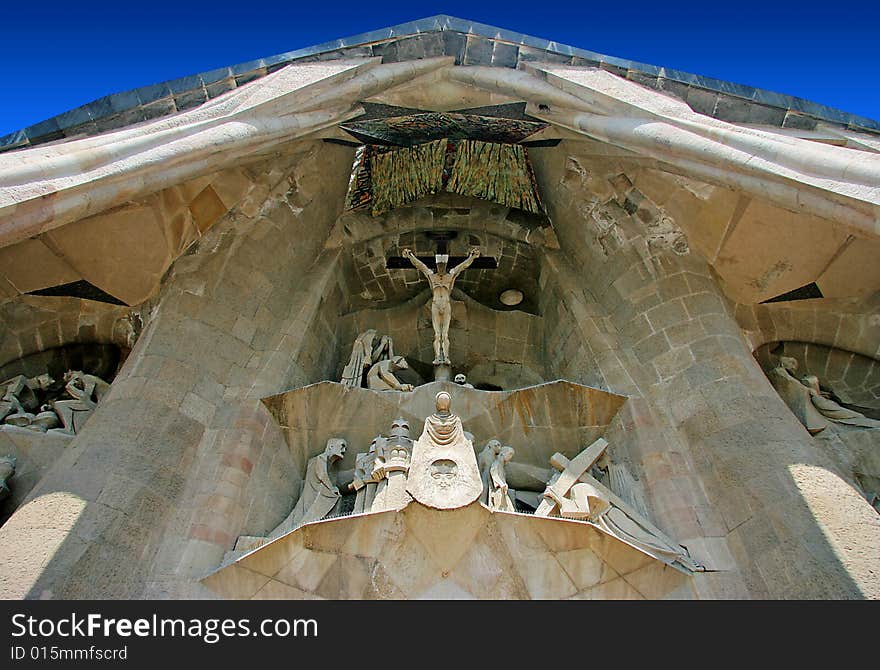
[430,459,458,488]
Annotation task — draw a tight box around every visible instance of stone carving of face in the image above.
[326,438,347,461]
[435,254,448,274]
[391,356,409,371]
[454,374,466,384]
[430,459,458,489]
[780,356,798,373]
[435,391,452,414]
[500,446,514,463]
[486,439,502,455]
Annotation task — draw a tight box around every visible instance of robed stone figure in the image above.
[270,438,346,537]
[340,330,394,388]
[406,391,482,509]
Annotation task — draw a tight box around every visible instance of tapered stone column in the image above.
[543,217,880,598]
[0,143,354,599]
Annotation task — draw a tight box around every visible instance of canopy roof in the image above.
[2,14,878,154]
[0,16,878,310]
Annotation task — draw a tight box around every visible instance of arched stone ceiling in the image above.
[336,200,543,315]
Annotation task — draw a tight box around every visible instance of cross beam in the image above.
[386,255,497,270]
[536,438,694,569]
[535,438,607,517]
[386,230,497,270]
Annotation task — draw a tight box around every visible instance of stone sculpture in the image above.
[2,374,61,431]
[768,357,829,434]
[454,374,474,389]
[340,329,394,388]
[50,371,111,436]
[270,438,346,537]
[769,357,880,434]
[407,391,482,509]
[0,455,15,503]
[402,247,480,365]
[1,375,39,426]
[478,439,502,505]
[536,439,694,567]
[488,446,516,512]
[2,371,109,434]
[371,418,413,512]
[597,453,650,519]
[478,439,516,511]
[802,375,880,429]
[366,355,414,392]
[29,405,61,433]
[348,436,384,513]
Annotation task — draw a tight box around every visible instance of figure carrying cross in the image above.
[401,246,481,366]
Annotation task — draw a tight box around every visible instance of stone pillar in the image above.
[0,143,355,599]
[542,217,880,598]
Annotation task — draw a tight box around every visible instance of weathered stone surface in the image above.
[202,502,688,599]
[0,18,878,602]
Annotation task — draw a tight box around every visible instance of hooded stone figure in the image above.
[50,371,110,436]
[271,438,346,537]
[801,375,880,429]
[767,356,829,434]
[407,392,482,509]
[367,355,414,392]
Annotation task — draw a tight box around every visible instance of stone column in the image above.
[0,143,355,599]
[540,197,880,599]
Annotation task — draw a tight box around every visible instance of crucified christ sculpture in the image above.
[401,247,481,365]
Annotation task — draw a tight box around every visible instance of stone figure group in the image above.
[769,356,880,435]
[478,439,516,512]
[267,417,417,538]
[470,432,695,567]
[340,331,414,392]
[254,380,696,570]
[340,329,394,388]
[532,439,693,565]
[0,370,110,436]
[350,417,414,514]
[339,333,480,392]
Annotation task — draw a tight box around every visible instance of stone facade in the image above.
[0,17,878,600]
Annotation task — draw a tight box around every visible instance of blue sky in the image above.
[2,1,878,136]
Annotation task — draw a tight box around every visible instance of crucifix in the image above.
[386,232,497,378]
